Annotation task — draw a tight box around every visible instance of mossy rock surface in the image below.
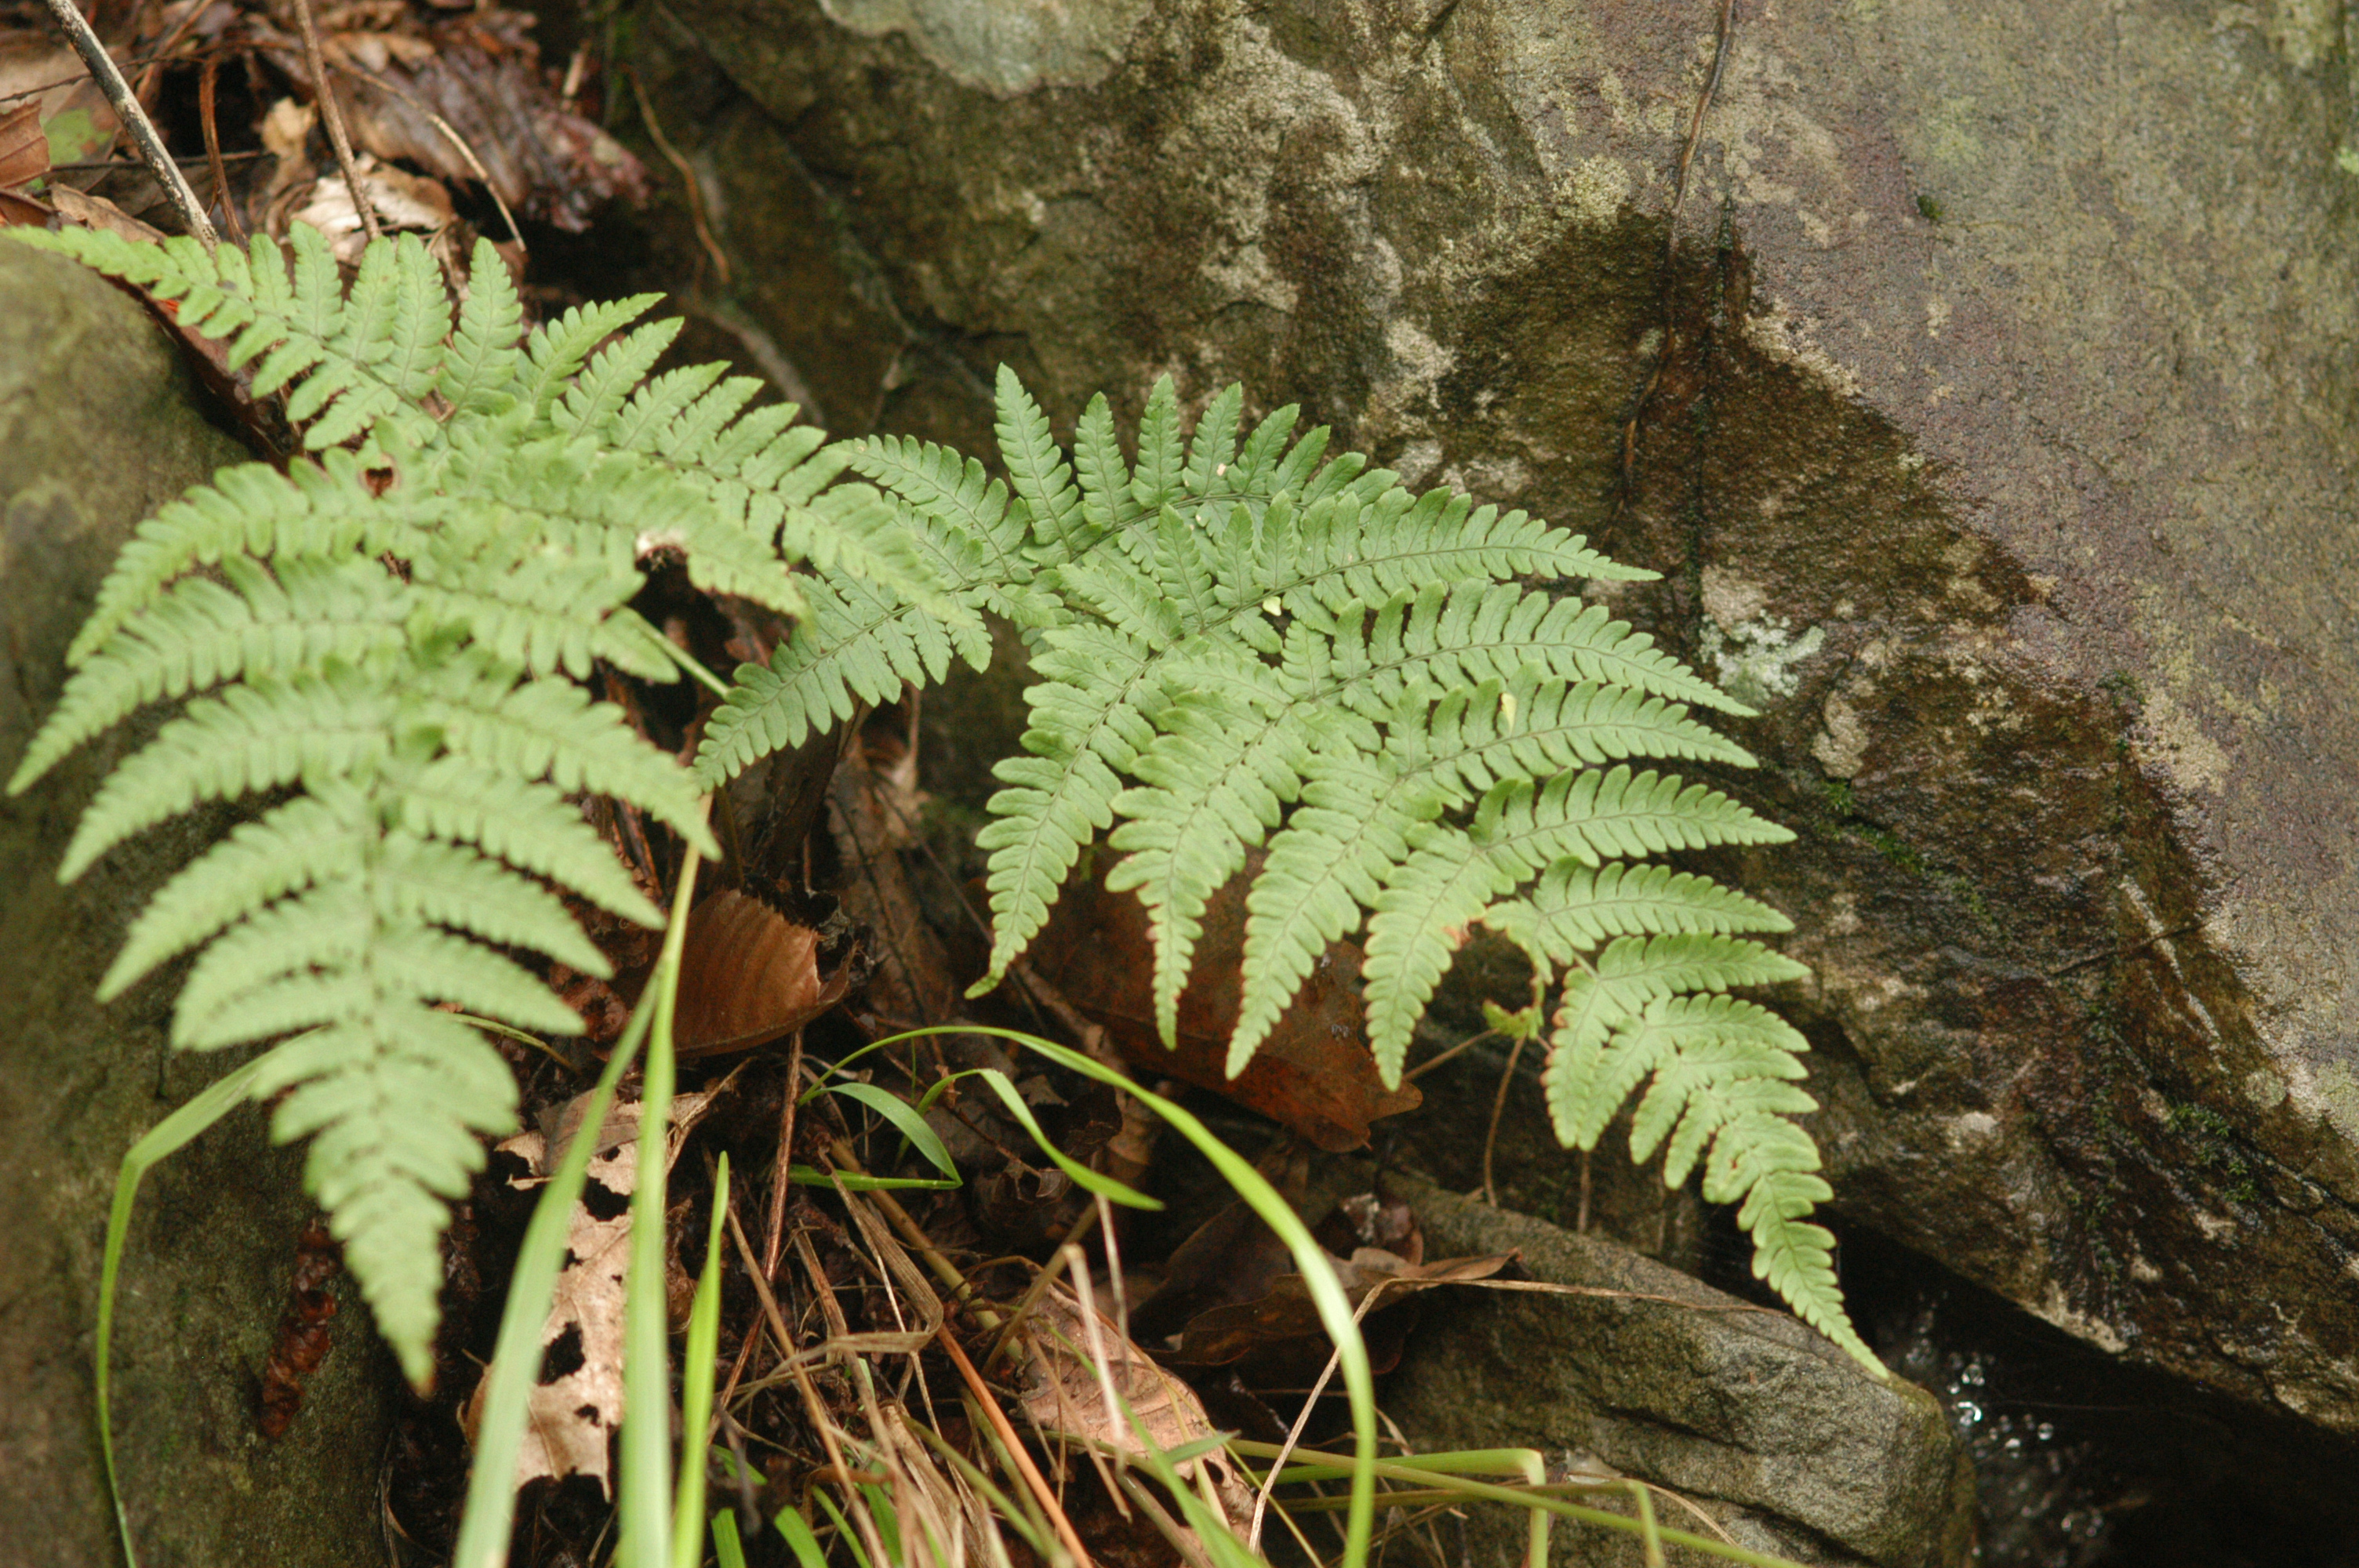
[0,242,394,1568]
[618,0,2359,1439]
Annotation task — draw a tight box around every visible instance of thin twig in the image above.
[197,56,245,245]
[35,0,216,245]
[1613,0,1740,510]
[130,0,212,107]
[287,0,378,243]
[627,64,729,285]
[1480,1031,1530,1207]
[1246,1283,1387,1555]
[762,1029,805,1278]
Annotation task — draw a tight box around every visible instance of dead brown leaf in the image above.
[1027,853,1421,1152]
[278,10,648,232]
[1012,1287,1250,1523]
[0,100,45,188]
[45,184,165,243]
[671,887,852,1058]
[463,1089,717,1494]
[1168,1250,1514,1381]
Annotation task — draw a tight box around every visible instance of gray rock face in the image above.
[1379,1176,1976,1567]
[0,243,393,1568]
[638,0,2359,1434]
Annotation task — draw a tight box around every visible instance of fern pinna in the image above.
[5,225,945,1386]
[699,372,1874,1371]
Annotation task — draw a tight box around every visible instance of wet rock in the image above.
[0,243,394,1567]
[631,0,2359,1437]
[1379,1174,1976,1567]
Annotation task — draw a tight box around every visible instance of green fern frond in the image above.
[6,226,929,1385]
[1131,376,1186,513]
[101,791,366,999]
[1103,666,1318,1047]
[692,572,987,786]
[995,365,1087,552]
[747,365,1871,1372]
[384,759,664,925]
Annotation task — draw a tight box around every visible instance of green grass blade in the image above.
[673,1152,730,1568]
[771,1505,829,1568]
[827,1081,959,1178]
[451,849,701,1568]
[711,1508,749,1568]
[974,1066,1160,1210]
[620,834,706,1568]
[96,1045,286,1568]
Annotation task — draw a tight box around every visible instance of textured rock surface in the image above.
[0,243,394,1568]
[1380,1175,1976,1567]
[627,0,2359,1436]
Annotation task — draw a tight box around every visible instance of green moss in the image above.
[2168,1100,2266,1205]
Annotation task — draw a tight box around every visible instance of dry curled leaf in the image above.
[0,100,46,189]
[671,888,852,1058]
[1028,853,1421,1152]
[1169,1250,1514,1381]
[1012,1288,1251,1523]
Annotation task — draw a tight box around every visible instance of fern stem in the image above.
[663,641,734,699]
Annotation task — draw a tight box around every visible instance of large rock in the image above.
[629,0,2359,1433]
[1380,1174,1976,1567]
[0,242,394,1567]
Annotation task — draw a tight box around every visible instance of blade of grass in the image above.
[827,1081,958,1178]
[622,824,710,1568]
[452,838,702,1568]
[96,1044,288,1568]
[711,1508,749,1568]
[974,1066,1158,1209]
[1231,1445,1812,1568]
[672,1152,731,1568]
[772,1506,828,1568]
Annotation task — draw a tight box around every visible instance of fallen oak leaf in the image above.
[1011,1287,1252,1525]
[0,100,47,188]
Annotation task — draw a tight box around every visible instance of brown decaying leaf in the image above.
[671,888,852,1058]
[465,1090,716,1494]
[0,100,46,188]
[1027,852,1421,1152]
[828,720,964,1029]
[1012,1287,1252,1523]
[45,183,165,243]
[249,5,647,233]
